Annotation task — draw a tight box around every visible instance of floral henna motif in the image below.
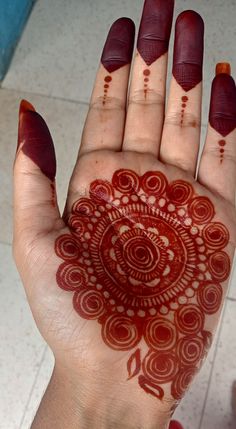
[55,169,230,402]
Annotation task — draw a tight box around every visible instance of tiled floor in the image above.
[0,1,236,428]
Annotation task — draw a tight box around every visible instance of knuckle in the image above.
[165,112,200,129]
[128,88,165,107]
[90,96,125,112]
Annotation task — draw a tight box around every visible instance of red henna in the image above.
[18,100,56,181]
[173,11,204,91]
[138,375,164,399]
[171,366,197,400]
[127,348,141,380]
[101,18,135,73]
[137,0,174,65]
[169,421,184,429]
[54,169,230,402]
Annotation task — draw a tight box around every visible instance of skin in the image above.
[13,1,236,428]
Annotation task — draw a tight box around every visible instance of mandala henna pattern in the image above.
[55,169,230,401]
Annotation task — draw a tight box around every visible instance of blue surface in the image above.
[0,0,35,80]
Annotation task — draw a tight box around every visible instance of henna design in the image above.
[55,169,230,402]
[18,100,56,183]
[173,11,204,92]
[137,0,174,65]
[101,18,135,73]
[209,73,236,164]
[143,69,150,99]
[180,96,188,127]
[103,75,112,105]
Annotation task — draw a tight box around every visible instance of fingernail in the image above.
[209,74,236,137]
[18,100,56,181]
[216,62,231,76]
[137,0,174,65]
[101,18,135,73]
[173,10,204,91]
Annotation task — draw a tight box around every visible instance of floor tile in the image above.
[201,300,236,429]
[3,0,236,125]
[20,347,54,429]
[0,88,88,244]
[0,243,46,429]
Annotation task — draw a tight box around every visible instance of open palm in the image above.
[14,1,236,427]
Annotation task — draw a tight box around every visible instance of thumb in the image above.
[13,100,62,248]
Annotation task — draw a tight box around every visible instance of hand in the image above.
[13,1,236,428]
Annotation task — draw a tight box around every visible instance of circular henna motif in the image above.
[202,222,229,250]
[142,350,178,384]
[167,180,193,205]
[73,289,105,319]
[171,366,197,400]
[197,282,223,314]
[101,314,142,351]
[141,171,167,196]
[112,169,140,194]
[176,336,205,366]
[175,305,204,335]
[208,251,230,282]
[189,197,215,225]
[144,318,177,351]
[54,169,231,402]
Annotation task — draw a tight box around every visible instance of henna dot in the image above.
[104,291,110,298]
[88,223,93,230]
[117,305,124,313]
[83,243,89,249]
[190,226,198,235]
[138,309,146,317]
[84,232,91,239]
[198,246,206,253]
[91,217,97,223]
[160,305,168,315]
[105,75,112,82]
[94,210,101,217]
[196,237,204,245]
[185,288,195,298]
[220,149,224,154]
[104,89,108,93]
[85,259,92,266]
[198,263,206,272]
[122,196,129,204]
[184,218,192,226]
[127,309,135,317]
[144,77,149,83]
[178,208,185,216]
[90,276,97,283]
[88,267,94,273]
[104,84,109,89]
[96,284,103,290]
[109,299,115,305]
[106,204,112,209]
[131,194,138,202]
[82,251,89,257]
[149,308,157,316]
[113,199,120,206]
[98,205,105,212]
[159,198,166,207]
[182,96,188,102]
[192,281,199,289]
[140,194,147,202]
[178,296,187,304]
[143,69,150,76]
[219,140,226,147]
[170,302,179,310]
[148,196,156,204]
[198,273,204,280]
[199,255,207,262]
[168,204,175,212]
[182,103,186,108]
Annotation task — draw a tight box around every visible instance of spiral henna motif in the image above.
[55,169,231,403]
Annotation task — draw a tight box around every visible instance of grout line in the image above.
[226,296,236,302]
[19,344,49,429]
[0,86,90,107]
[198,300,229,429]
[0,240,12,247]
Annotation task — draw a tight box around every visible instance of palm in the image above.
[23,150,235,406]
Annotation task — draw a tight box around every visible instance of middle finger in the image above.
[123,0,174,156]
